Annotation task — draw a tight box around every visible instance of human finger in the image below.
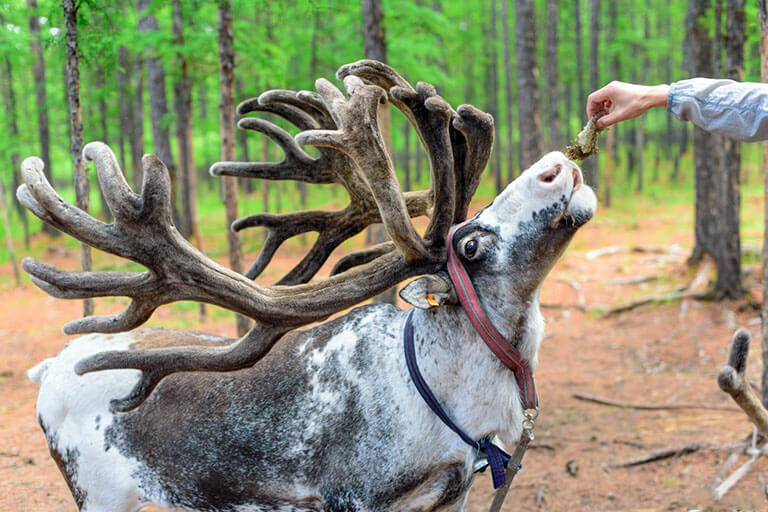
[586,85,614,118]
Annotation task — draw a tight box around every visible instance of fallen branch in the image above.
[540,303,587,312]
[712,451,740,488]
[604,275,658,285]
[713,440,768,500]
[599,289,711,318]
[557,278,586,308]
[608,440,747,469]
[573,392,739,412]
[585,245,624,260]
[631,245,687,255]
[717,329,768,435]
[585,244,687,261]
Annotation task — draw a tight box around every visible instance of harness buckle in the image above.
[522,408,538,434]
[473,457,490,473]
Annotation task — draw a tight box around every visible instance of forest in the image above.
[3,0,768,510]
[0,0,764,254]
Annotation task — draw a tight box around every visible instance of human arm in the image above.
[667,78,768,142]
[588,78,768,141]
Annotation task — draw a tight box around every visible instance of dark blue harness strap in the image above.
[403,310,511,489]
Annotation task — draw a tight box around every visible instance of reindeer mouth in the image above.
[550,168,586,229]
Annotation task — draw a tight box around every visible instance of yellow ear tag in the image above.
[426,294,439,307]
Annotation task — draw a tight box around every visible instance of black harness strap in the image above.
[403,310,512,489]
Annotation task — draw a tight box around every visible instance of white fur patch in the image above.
[32,333,152,512]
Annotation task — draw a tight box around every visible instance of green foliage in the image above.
[0,0,766,274]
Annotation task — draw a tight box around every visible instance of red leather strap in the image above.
[446,221,538,411]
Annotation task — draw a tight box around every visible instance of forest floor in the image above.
[1,194,767,512]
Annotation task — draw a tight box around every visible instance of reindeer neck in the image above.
[407,294,543,446]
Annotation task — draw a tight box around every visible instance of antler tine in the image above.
[451,105,494,222]
[23,259,150,300]
[340,61,458,245]
[258,89,336,129]
[18,156,114,249]
[299,75,430,264]
[237,98,319,131]
[391,84,456,246]
[83,142,141,221]
[331,242,395,276]
[76,324,289,412]
[336,59,414,115]
[211,118,332,182]
[234,209,337,283]
[16,175,64,231]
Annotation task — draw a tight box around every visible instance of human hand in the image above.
[587,81,670,129]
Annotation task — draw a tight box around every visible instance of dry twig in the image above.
[599,289,710,318]
[608,440,748,469]
[573,392,739,412]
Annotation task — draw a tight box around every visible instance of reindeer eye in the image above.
[464,239,478,258]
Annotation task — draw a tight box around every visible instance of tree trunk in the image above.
[0,176,20,285]
[64,0,93,317]
[403,121,411,191]
[759,0,768,409]
[605,0,619,207]
[501,0,516,180]
[235,76,253,194]
[488,0,501,190]
[94,65,112,222]
[117,46,130,171]
[582,0,600,189]
[198,81,208,120]
[361,0,397,305]
[218,0,250,335]
[713,0,744,299]
[685,0,718,267]
[262,136,270,218]
[138,0,180,228]
[635,13,650,193]
[574,0,585,122]
[665,5,675,164]
[173,1,206,323]
[1,57,29,251]
[546,0,561,152]
[362,0,387,62]
[1,12,27,248]
[714,0,724,76]
[27,0,58,237]
[130,52,145,190]
[173,0,196,240]
[118,47,143,189]
[515,0,543,171]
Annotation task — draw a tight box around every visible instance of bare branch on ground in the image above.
[573,392,739,412]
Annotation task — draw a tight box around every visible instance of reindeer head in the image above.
[402,151,595,311]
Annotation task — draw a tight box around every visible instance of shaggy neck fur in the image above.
[408,292,543,449]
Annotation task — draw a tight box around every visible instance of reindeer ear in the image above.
[399,272,457,309]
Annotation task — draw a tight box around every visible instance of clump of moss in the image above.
[565,113,605,161]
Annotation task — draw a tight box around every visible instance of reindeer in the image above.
[21,61,596,512]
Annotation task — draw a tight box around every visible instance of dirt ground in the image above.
[2,204,767,511]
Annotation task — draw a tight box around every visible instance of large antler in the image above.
[18,60,493,411]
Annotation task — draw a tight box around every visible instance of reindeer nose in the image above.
[538,163,562,184]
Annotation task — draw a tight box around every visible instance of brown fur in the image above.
[128,328,232,350]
